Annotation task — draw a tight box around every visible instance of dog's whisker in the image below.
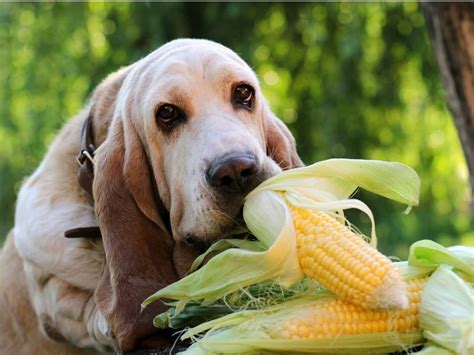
[197,179,219,203]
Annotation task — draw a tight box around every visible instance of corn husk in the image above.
[180,241,474,354]
[142,159,420,310]
[154,279,321,330]
[420,265,474,354]
[140,158,473,354]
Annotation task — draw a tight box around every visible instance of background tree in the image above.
[423,2,474,204]
[1,2,472,258]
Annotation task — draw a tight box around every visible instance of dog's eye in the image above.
[233,84,254,109]
[156,104,180,123]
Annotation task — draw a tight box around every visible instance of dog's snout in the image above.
[206,154,259,194]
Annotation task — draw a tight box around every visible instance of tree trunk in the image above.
[422,2,474,205]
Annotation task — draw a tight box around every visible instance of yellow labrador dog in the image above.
[0,39,302,354]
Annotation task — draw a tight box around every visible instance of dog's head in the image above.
[90,39,302,351]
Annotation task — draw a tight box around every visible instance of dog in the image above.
[0,39,302,354]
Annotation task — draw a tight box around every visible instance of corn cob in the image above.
[290,204,408,310]
[279,277,427,340]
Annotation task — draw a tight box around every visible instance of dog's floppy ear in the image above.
[91,76,178,351]
[263,103,304,169]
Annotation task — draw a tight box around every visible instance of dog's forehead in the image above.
[137,40,255,83]
[152,39,247,67]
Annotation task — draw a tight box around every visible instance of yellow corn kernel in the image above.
[290,204,408,310]
[279,277,427,339]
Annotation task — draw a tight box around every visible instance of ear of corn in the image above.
[180,278,427,354]
[291,204,408,310]
[180,256,473,355]
[180,276,427,342]
[277,277,426,340]
[143,159,420,309]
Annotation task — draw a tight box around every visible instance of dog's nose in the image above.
[206,154,259,194]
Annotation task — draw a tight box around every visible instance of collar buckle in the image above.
[76,144,96,167]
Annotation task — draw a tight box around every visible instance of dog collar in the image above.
[65,114,102,240]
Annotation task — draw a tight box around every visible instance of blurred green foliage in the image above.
[0,2,472,258]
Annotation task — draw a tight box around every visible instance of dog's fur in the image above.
[0,39,302,354]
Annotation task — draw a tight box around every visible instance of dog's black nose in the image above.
[206,154,259,194]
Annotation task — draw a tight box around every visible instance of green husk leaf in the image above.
[447,245,474,267]
[184,332,424,354]
[420,265,474,355]
[188,238,266,273]
[409,240,474,282]
[247,159,420,208]
[153,303,234,329]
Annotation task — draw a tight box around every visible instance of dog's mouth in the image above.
[220,205,248,236]
[185,206,249,253]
